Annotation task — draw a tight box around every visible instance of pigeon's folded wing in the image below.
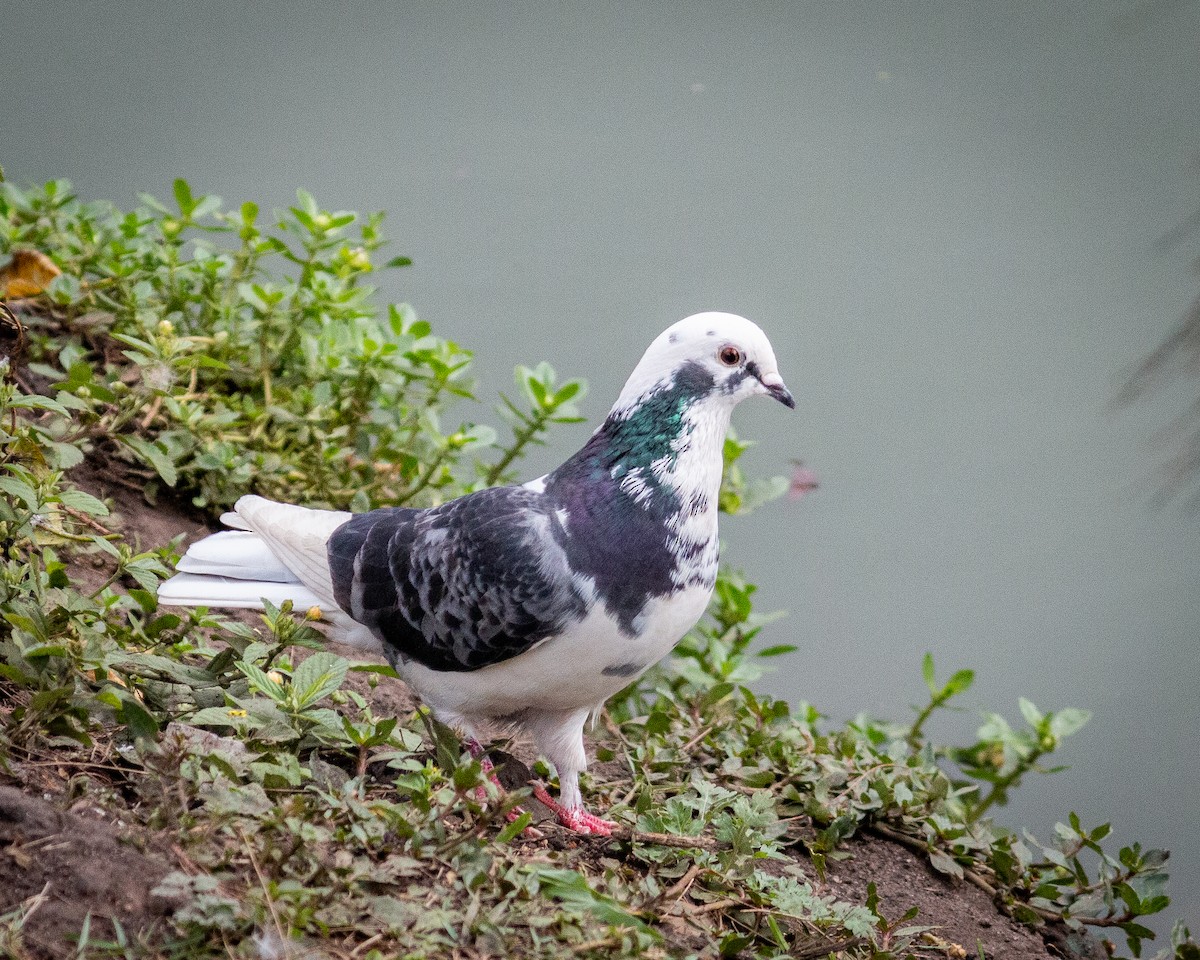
[328,488,588,672]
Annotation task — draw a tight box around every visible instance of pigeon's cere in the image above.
[158,312,795,834]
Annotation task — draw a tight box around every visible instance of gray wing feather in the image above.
[327,488,587,672]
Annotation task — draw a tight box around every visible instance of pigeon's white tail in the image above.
[157,496,379,651]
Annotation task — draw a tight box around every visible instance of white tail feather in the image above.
[218,511,252,531]
[231,495,350,608]
[158,495,351,617]
[157,572,324,610]
[177,531,299,582]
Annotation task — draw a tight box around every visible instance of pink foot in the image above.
[470,746,506,801]
[531,782,618,836]
[465,737,541,834]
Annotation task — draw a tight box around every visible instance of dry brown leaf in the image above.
[1,249,61,297]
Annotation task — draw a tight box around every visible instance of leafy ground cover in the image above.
[0,176,1196,959]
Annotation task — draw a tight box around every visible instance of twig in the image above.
[351,933,385,957]
[607,826,722,851]
[680,723,715,752]
[138,394,163,429]
[61,504,114,536]
[869,822,999,895]
[11,881,51,927]
[790,937,863,960]
[567,935,624,954]
[659,862,704,906]
[239,827,287,948]
[685,897,741,916]
[868,821,929,856]
[600,707,632,750]
[610,782,640,811]
[169,843,202,876]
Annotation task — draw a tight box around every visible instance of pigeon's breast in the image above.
[394,582,713,719]
[545,462,706,636]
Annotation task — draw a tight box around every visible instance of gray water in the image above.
[6,0,1199,933]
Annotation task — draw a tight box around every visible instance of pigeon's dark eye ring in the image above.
[718,345,742,366]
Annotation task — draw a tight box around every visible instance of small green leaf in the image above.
[1018,697,1043,728]
[115,691,160,740]
[8,394,71,416]
[944,668,975,696]
[929,850,963,878]
[1049,707,1090,739]
[173,178,195,216]
[237,661,287,702]
[118,435,179,486]
[533,868,653,932]
[348,663,401,679]
[47,441,85,468]
[554,381,582,402]
[0,475,40,510]
[192,193,222,219]
[295,187,318,216]
[56,488,110,517]
[290,652,348,709]
[757,644,797,658]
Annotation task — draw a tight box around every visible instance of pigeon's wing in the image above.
[327,488,587,672]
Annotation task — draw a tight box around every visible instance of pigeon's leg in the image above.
[526,707,617,836]
[431,711,493,794]
[463,735,506,799]
[453,724,531,827]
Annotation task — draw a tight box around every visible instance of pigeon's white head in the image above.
[613,312,795,415]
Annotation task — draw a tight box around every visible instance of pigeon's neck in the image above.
[539,374,731,628]
[552,370,733,518]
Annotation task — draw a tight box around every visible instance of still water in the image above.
[6,0,1199,931]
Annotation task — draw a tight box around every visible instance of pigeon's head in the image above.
[614,312,795,415]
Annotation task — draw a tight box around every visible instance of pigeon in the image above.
[158,311,795,833]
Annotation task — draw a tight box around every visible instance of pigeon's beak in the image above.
[759,371,796,409]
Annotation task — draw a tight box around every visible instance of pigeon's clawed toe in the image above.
[157,312,794,833]
[531,782,618,836]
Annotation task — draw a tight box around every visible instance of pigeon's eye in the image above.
[718,345,742,367]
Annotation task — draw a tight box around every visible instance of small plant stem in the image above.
[397,446,449,505]
[255,301,278,408]
[868,821,1146,931]
[238,827,287,947]
[967,749,1045,823]
[164,238,179,307]
[486,411,549,486]
[566,936,625,954]
[59,505,113,537]
[906,696,942,749]
[681,723,716,752]
[221,234,258,304]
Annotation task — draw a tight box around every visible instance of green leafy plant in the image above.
[1,177,586,513]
